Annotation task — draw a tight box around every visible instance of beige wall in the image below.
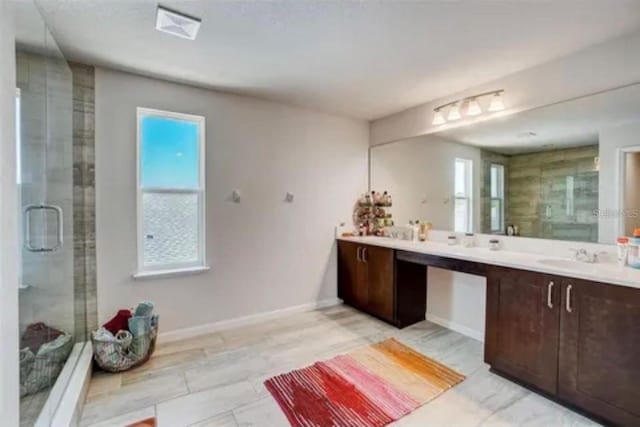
[371,30,640,146]
[95,68,369,334]
[599,122,640,243]
[625,152,640,235]
[370,135,482,231]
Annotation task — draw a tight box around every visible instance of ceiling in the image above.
[29,0,640,120]
[438,83,640,155]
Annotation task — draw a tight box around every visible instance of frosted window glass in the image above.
[142,192,199,266]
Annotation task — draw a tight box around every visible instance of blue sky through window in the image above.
[141,115,199,189]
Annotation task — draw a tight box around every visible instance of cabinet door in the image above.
[558,279,640,427]
[363,245,394,322]
[337,241,359,305]
[485,267,561,395]
[337,241,368,308]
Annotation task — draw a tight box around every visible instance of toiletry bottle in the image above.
[463,233,475,248]
[489,239,501,251]
[617,237,629,266]
[627,230,640,269]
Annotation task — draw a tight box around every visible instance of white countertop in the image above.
[337,236,640,290]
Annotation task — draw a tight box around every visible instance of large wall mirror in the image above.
[370,83,640,245]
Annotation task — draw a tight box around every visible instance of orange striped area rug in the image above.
[126,417,156,427]
[264,338,465,427]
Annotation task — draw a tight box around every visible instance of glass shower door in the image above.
[15,2,78,425]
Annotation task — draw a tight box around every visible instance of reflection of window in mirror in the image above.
[454,158,473,233]
[565,175,575,217]
[490,164,504,233]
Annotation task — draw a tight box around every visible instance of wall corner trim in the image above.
[157,298,342,344]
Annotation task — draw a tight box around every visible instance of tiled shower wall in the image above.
[71,62,97,336]
[16,53,97,339]
[16,50,75,336]
[507,145,599,242]
[480,145,599,242]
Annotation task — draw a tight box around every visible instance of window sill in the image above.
[132,266,210,280]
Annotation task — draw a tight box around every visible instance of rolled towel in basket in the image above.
[115,330,133,350]
[103,309,132,335]
[128,316,152,337]
[133,301,154,317]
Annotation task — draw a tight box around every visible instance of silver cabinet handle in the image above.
[362,247,368,263]
[24,204,63,252]
[356,247,362,262]
[566,284,573,313]
[547,281,554,309]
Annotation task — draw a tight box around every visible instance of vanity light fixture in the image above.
[432,109,446,125]
[447,103,462,121]
[466,98,482,116]
[488,91,505,112]
[155,6,201,40]
[431,89,505,125]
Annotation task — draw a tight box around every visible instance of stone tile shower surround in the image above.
[16,54,97,340]
[70,62,98,336]
[16,50,76,336]
[480,145,599,241]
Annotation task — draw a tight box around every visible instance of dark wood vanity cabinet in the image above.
[337,241,369,309]
[487,267,640,426]
[337,240,640,426]
[485,267,561,395]
[558,279,640,427]
[337,241,394,322]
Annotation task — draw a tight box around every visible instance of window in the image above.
[454,158,473,233]
[137,108,206,275]
[490,164,505,232]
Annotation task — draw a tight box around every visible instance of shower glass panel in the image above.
[15,1,84,426]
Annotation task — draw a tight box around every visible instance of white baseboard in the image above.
[158,298,342,344]
[426,312,485,342]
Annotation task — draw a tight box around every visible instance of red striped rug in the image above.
[264,338,464,427]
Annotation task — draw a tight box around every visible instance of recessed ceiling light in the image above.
[156,6,201,40]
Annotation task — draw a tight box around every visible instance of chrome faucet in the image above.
[569,248,608,263]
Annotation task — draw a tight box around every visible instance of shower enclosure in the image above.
[15,2,89,426]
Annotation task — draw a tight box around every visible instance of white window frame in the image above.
[490,163,505,233]
[454,158,473,233]
[135,107,207,277]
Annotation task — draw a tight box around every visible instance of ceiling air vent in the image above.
[155,6,201,40]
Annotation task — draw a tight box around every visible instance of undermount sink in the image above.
[537,258,589,270]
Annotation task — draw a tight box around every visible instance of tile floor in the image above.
[80,304,601,427]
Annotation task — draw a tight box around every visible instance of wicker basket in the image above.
[92,315,158,372]
[20,333,73,397]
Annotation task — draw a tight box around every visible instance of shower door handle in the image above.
[24,204,64,252]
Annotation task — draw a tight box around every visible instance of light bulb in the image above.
[432,110,446,125]
[488,92,505,112]
[447,103,461,121]
[466,98,482,116]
